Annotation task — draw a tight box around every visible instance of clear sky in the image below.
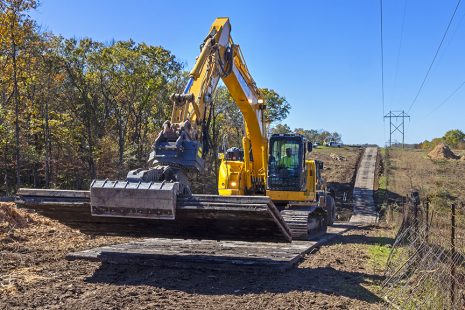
[30,0,465,145]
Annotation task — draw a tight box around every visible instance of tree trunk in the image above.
[86,119,96,179]
[85,98,96,180]
[117,116,125,177]
[11,28,21,188]
[33,164,38,187]
[44,98,51,187]
[3,144,8,195]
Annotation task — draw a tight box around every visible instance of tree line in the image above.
[419,129,465,150]
[0,0,292,194]
[271,124,343,145]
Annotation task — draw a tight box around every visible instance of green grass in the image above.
[378,175,387,191]
[368,243,391,270]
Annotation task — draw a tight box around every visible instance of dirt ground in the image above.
[312,146,363,220]
[1,202,390,309]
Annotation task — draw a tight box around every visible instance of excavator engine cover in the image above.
[90,180,179,220]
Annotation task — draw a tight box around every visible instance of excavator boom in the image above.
[89,17,268,221]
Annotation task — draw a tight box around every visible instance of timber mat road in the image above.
[350,147,379,224]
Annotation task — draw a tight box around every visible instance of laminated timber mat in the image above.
[350,147,379,225]
[67,224,353,271]
[16,189,291,242]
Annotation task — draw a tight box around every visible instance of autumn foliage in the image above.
[0,1,290,194]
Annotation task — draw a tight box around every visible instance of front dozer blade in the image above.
[90,180,179,220]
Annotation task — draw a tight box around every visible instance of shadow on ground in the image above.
[84,227,387,304]
[331,230,394,247]
[86,264,382,303]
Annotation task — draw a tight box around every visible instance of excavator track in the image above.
[280,207,327,241]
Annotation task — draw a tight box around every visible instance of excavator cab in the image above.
[267,134,307,192]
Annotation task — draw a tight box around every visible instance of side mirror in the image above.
[307,142,313,153]
[218,153,225,160]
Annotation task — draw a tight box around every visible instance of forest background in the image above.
[0,0,342,194]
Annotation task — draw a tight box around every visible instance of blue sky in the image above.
[30,0,465,145]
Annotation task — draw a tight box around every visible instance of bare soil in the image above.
[0,202,389,309]
[427,143,461,160]
[312,146,364,220]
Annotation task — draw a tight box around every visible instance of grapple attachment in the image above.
[90,180,179,220]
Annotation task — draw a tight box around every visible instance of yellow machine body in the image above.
[266,160,320,203]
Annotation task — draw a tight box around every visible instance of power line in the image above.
[407,0,462,113]
[380,0,385,117]
[427,79,465,115]
[392,0,408,104]
[380,0,387,145]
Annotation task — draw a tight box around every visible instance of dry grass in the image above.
[383,147,465,252]
[380,148,465,309]
[386,148,465,201]
[0,203,33,234]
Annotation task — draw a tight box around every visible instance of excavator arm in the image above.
[168,17,268,195]
[88,17,268,219]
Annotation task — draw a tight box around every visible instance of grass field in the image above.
[384,148,465,202]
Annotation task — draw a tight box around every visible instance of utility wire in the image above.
[392,0,408,104]
[380,0,387,144]
[380,0,385,117]
[427,79,465,116]
[407,0,462,113]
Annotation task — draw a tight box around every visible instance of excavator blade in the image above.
[16,188,292,242]
[90,180,178,220]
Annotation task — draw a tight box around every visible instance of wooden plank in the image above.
[17,188,90,198]
[67,223,354,271]
[67,238,311,271]
[16,190,292,242]
[182,195,273,204]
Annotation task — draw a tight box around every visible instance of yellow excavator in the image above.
[17,17,335,242]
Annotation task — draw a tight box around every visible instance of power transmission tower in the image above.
[384,110,410,148]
